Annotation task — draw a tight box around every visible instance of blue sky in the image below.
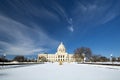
[0,0,120,59]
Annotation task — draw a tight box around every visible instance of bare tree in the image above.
[13,55,26,62]
[39,56,47,62]
[73,47,92,62]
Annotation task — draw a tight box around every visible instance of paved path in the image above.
[0,63,120,80]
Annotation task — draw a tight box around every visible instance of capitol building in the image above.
[38,42,74,62]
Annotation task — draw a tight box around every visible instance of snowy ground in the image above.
[0,62,120,80]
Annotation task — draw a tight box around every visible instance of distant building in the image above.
[38,42,74,62]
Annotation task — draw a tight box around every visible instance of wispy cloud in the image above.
[0,15,59,55]
[72,0,120,26]
[51,1,68,20]
[102,13,118,24]
[68,26,74,32]
[67,18,74,32]
[67,18,73,25]
[39,1,75,33]
[6,0,60,22]
[8,0,75,33]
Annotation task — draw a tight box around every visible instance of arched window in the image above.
[58,55,60,58]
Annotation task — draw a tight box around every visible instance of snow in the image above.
[88,62,120,64]
[0,62,120,80]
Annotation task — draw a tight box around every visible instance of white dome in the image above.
[57,42,66,53]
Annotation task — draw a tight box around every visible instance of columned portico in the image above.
[38,42,74,62]
[55,42,68,62]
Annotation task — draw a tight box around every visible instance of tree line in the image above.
[1,47,120,62]
[73,47,120,62]
[0,55,37,62]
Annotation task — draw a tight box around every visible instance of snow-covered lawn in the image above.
[0,62,120,80]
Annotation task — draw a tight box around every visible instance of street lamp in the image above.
[3,53,6,58]
[110,54,113,64]
[3,53,6,66]
[116,57,118,62]
[84,57,86,63]
[82,53,86,63]
[27,57,29,62]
